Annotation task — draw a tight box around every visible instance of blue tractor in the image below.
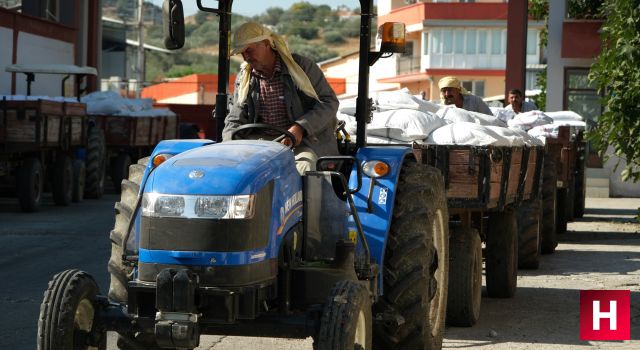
[37,1,450,349]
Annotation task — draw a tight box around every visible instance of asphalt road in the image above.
[0,193,638,349]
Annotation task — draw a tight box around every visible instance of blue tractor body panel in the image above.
[350,146,412,293]
[137,140,302,268]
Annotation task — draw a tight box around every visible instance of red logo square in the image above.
[580,290,630,340]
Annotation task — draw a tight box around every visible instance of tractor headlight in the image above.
[142,193,255,219]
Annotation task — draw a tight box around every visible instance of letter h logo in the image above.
[580,290,630,340]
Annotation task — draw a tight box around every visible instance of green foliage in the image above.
[254,7,285,26]
[287,35,338,62]
[324,30,345,44]
[567,0,605,19]
[337,17,361,38]
[588,0,640,183]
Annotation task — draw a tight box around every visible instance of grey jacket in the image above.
[222,53,339,157]
[462,94,493,116]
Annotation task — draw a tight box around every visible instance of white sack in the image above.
[437,106,507,127]
[546,110,584,122]
[375,88,443,113]
[490,107,517,123]
[485,126,526,147]
[426,122,511,146]
[509,127,545,146]
[368,109,447,142]
[507,110,554,131]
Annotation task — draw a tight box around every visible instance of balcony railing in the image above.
[397,56,421,75]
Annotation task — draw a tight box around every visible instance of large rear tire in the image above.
[315,280,372,350]
[486,209,518,298]
[17,157,43,212]
[541,155,558,254]
[72,159,86,203]
[517,199,542,269]
[37,269,106,350]
[111,153,132,194]
[85,128,106,199]
[373,162,448,350]
[446,227,481,327]
[52,154,73,206]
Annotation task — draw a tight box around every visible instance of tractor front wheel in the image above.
[37,269,106,350]
[315,280,372,350]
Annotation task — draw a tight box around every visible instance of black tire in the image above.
[108,157,158,350]
[315,280,372,350]
[37,269,106,350]
[52,155,73,206]
[556,187,568,234]
[85,128,106,199]
[373,162,448,350]
[111,153,132,194]
[17,157,43,212]
[446,227,481,327]
[517,199,542,269]
[72,159,86,203]
[486,209,518,298]
[541,155,558,254]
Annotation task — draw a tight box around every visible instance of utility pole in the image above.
[136,0,145,98]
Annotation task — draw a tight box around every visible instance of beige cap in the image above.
[231,22,273,55]
[438,76,470,95]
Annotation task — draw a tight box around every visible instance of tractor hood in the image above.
[145,140,297,195]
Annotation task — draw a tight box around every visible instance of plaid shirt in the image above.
[253,60,291,129]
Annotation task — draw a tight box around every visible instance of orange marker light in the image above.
[363,160,390,178]
[153,154,169,167]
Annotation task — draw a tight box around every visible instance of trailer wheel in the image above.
[541,156,558,254]
[17,157,43,212]
[85,128,106,199]
[573,150,586,218]
[37,269,106,350]
[72,160,86,203]
[314,280,372,350]
[373,162,448,350]
[111,153,132,194]
[556,188,568,234]
[517,199,542,269]
[486,209,518,298]
[52,155,73,206]
[446,227,481,327]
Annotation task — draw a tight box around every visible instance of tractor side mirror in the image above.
[375,22,406,54]
[163,0,185,50]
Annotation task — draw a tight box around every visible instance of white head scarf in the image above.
[438,76,471,100]
[231,22,319,104]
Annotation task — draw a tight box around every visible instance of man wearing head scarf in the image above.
[505,88,537,114]
[222,22,339,174]
[438,76,493,116]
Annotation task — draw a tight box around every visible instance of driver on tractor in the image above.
[222,22,339,174]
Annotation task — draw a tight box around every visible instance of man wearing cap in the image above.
[505,88,537,114]
[438,76,493,116]
[222,22,339,174]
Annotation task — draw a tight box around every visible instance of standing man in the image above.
[222,22,339,174]
[438,76,493,115]
[505,88,537,114]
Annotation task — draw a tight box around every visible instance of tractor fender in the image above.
[350,146,413,295]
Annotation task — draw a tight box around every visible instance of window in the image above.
[423,32,429,55]
[403,41,414,57]
[478,30,487,54]
[526,30,538,55]
[454,30,464,54]
[466,30,477,54]
[462,80,485,97]
[443,30,453,54]
[565,68,600,122]
[431,31,441,54]
[491,29,502,54]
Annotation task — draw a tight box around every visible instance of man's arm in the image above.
[291,55,339,139]
[221,68,250,141]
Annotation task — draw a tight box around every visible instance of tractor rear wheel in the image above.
[541,156,558,254]
[52,154,73,206]
[85,128,106,199]
[446,227,481,327]
[517,199,542,269]
[17,157,43,212]
[111,153,132,194]
[37,269,106,350]
[72,159,86,203]
[373,161,448,350]
[315,280,372,350]
[486,209,518,298]
[556,188,569,234]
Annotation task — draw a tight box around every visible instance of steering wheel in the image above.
[230,123,297,149]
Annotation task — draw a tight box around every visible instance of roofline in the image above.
[126,39,172,54]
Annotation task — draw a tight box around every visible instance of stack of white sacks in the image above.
[337,88,586,147]
[80,91,176,117]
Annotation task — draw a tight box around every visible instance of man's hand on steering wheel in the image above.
[229,123,298,149]
[284,123,304,147]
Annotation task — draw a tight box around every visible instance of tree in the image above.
[588,0,640,182]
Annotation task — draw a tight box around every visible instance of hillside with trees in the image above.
[103,1,365,83]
